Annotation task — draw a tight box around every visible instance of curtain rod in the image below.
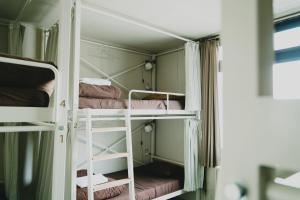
[81,4,193,43]
[195,11,300,42]
[198,34,220,42]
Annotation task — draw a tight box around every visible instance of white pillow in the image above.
[80,78,111,86]
[76,173,108,188]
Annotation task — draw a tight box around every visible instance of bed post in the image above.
[70,0,82,199]
[151,54,156,91]
[150,55,156,163]
[51,0,72,199]
[150,121,156,163]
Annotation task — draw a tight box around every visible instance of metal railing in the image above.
[128,89,185,113]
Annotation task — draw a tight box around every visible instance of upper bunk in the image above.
[74,0,210,119]
[0,54,59,123]
[78,89,199,119]
[0,0,65,124]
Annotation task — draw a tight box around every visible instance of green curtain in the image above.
[4,129,19,200]
[44,24,59,64]
[35,24,59,200]
[35,133,54,200]
[4,23,25,200]
[8,24,25,56]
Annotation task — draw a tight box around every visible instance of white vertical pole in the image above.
[150,122,156,163]
[125,110,136,200]
[86,110,94,200]
[51,0,72,199]
[70,0,82,199]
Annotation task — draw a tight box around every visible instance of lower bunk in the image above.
[77,161,184,200]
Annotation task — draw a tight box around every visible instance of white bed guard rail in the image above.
[0,55,60,129]
[128,89,185,112]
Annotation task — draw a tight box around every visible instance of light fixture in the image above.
[145,62,153,71]
[144,124,153,133]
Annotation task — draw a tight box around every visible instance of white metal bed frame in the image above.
[0,0,73,197]
[72,0,198,199]
[0,56,59,123]
[0,54,68,200]
[77,90,198,200]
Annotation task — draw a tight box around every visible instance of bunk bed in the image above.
[72,1,201,200]
[76,89,197,200]
[0,54,59,124]
[77,161,184,200]
[0,53,65,199]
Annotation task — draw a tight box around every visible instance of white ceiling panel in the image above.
[0,0,27,20]
[2,0,300,53]
[82,0,221,40]
[81,9,185,53]
[21,0,59,25]
[274,0,300,17]
[81,0,300,53]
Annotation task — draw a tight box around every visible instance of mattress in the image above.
[77,161,184,200]
[0,54,56,88]
[0,87,50,107]
[79,97,184,110]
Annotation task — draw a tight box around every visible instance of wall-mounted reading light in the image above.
[145,62,153,71]
[144,124,153,133]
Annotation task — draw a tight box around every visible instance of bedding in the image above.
[79,83,121,99]
[77,170,126,200]
[0,87,49,107]
[77,161,184,200]
[79,97,184,110]
[0,54,56,88]
[80,78,111,86]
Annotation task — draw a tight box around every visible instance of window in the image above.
[273,15,300,99]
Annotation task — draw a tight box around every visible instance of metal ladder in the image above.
[85,110,135,200]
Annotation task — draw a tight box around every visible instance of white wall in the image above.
[218,0,300,199]
[77,41,153,174]
[156,49,185,163]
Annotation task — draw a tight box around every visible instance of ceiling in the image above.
[81,0,300,52]
[1,0,300,52]
[82,0,221,40]
[0,0,28,20]
[0,0,58,25]
[274,0,300,17]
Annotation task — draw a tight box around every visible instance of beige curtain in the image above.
[200,40,221,168]
[197,40,221,200]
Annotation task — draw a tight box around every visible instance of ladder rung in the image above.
[92,127,127,133]
[93,153,129,162]
[94,178,131,192]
